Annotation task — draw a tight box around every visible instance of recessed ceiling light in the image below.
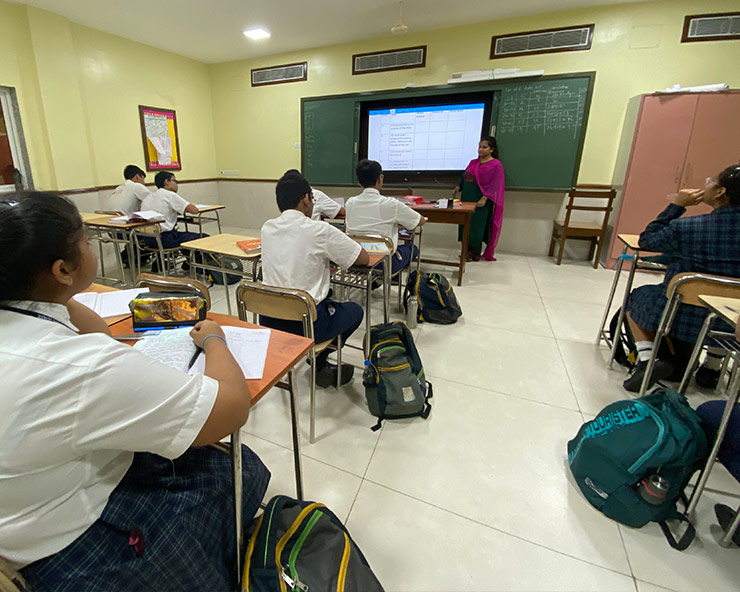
[243,28,271,40]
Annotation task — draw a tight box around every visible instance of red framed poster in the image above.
[138,105,181,171]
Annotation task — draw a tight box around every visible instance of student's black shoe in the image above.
[150,261,161,274]
[181,261,190,272]
[623,359,673,393]
[695,365,721,390]
[714,503,740,547]
[370,279,383,291]
[315,363,354,388]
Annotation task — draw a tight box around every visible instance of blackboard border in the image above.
[300,71,596,192]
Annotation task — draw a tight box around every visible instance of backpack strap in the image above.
[420,381,433,419]
[371,418,383,432]
[658,511,696,551]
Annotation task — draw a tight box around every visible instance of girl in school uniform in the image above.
[453,135,505,262]
[0,192,269,591]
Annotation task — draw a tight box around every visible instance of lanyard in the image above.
[0,304,77,333]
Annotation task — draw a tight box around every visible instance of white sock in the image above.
[704,347,725,371]
[635,340,654,363]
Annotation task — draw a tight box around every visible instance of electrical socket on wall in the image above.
[220,169,240,176]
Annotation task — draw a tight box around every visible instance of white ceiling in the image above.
[13,0,649,64]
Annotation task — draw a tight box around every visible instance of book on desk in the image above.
[109,210,165,224]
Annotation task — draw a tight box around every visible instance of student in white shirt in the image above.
[346,159,426,275]
[282,169,345,221]
[0,192,268,591]
[260,173,369,388]
[109,165,151,215]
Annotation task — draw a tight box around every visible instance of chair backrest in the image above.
[236,281,317,338]
[94,209,124,216]
[135,272,212,310]
[562,184,617,231]
[346,231,394,253]
[667,272,740,307]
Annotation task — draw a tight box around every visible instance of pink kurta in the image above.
[465,157,505,261]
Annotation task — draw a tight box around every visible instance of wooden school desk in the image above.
[180,204,226,235]
[82,214,161,287]
[181,233,262,315]
[683,295,740,544]
[596,233,664,366]
[410,201,475,287]
[110,312,313,581]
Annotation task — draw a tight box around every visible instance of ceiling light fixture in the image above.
[391,1,410,35]
[243,27,271,40]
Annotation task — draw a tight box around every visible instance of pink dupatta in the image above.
[466,157,505,261]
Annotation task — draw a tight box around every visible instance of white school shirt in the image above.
[345,188,421,251]
[261,209,361,303]
[0,301,218,568]
[310,188,342,221]
[141,188,191,231]
[109,179,152,215]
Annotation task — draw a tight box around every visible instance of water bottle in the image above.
[362,360,375,387]
[638,474,670,505]
[407,295,418,329]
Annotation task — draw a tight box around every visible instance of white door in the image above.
[0,86,33,193]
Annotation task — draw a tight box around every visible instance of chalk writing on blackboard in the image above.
[497,84,587,139]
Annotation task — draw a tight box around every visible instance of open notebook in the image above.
[133,326,271,380]
[73,288,148,318]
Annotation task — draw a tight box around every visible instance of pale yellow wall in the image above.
[0,1,217,191]
[210,0,740,183]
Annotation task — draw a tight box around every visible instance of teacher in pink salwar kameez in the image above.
[453,136,505,261]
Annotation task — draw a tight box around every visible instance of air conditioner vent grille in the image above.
[491,25,594,58]
[683,13,740,42]
[251,62,307,86]
[353,46,426,75]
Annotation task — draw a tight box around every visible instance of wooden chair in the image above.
[131,227,181,277]
[639,272,740,396]
[236,281,341,444]
[549,184,616,268]
[135,272,212,310]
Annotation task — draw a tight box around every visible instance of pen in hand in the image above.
[187,346,203,370]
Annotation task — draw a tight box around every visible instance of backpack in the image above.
[362,321,432,431]
[567,388,708,550]
[243,495,384,592]
[404,271,462,325]
[206,254,243,285]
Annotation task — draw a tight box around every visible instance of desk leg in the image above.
[598,245,627,343]
[230,429,243,587]
[458,215,471,287]
[288,368,304,500]
[383,254,390,323]
[686,361,740,518]
[125,231,137,287]
[223,270,232,316]
[609,251,639,368]
[215,211,222,233]
[365,269,372,357]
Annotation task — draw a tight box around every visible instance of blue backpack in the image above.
[404,271,462,324]
[567,388,707,550]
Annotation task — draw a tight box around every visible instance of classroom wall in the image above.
[0,1,218,192]
[209,0,740,255]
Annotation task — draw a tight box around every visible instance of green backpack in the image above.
[243,495,384,592]
[567,388,707,550]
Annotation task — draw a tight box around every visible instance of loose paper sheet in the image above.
[133,327,197,372]
[73,288,148,318]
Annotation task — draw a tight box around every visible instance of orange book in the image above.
[236,239,261,254]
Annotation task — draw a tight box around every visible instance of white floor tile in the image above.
[349,481,636,592]
[364,377,632,573]
[455,288,553,338]
[635,581,677,592]
[415,322,579,410]
[243,434,362,522]
[544,297,608,343]
[455,258,540,296]
[620,488,740,592]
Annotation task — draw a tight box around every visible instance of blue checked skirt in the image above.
[628,283,732,343]
[21,445,269,592]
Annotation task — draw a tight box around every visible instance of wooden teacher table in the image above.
[410,202,476,286]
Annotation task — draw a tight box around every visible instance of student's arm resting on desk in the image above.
[324,224,368,268]
[189,320,251,446]
[354,247,370,267]
[67,298,111,336]
[185,203,200,215]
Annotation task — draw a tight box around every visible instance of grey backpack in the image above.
[362,321,432,431]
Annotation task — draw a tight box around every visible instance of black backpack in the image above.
[404,270,462,324]
[362,321,432,431]
[244,495,384,592]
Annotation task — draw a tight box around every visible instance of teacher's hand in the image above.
[476,197,487,208]
[452,186,461,198]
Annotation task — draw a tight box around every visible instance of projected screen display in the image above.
[366,103,486,171]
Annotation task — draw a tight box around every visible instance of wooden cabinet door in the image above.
[608,94,697,261]
[681,92,740,212]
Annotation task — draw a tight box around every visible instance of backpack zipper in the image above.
[379,362,410,372]
[286,510,323,591]
[337,532,351,592]
[275,503,324,592]
[627,401,666,474]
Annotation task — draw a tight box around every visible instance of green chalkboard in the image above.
[301,72,594,190]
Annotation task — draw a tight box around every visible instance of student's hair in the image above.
[154,171,175,189]
[356,159,382,188]
[275,174,311,211]
[718,164,740,207]
[282,169,302,178]
[481,136,499,159]
[123,165,145,180]
[0,192,83,301]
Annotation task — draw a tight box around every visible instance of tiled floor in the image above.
[110,232,740,591]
